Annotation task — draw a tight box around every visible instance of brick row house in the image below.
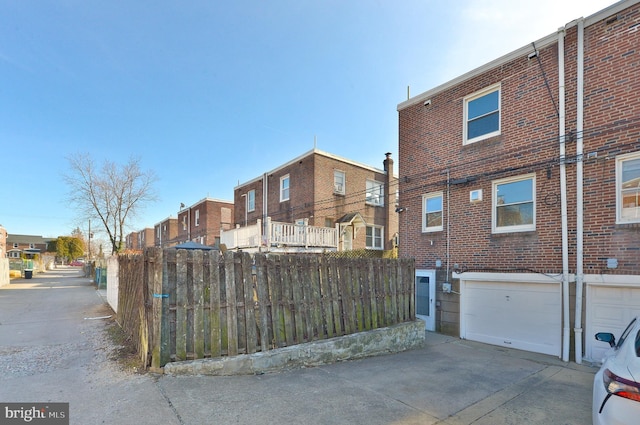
[153,216,179,248]
[5,234,51,259]
[398,0,639,363]
[222,149,398,254]
[176,198,234,248]
[127,198,233,250]
[125,228,154,251]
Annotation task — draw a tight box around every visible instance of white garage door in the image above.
[587,285,640,363]
[462,280,562,356]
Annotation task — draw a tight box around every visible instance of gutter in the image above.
[574,18,585,365]
[558,27,570,363]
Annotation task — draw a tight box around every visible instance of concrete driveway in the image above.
[0,267,596,425]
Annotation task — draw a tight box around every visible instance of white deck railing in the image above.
[220,218,339,251]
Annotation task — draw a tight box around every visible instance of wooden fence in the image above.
[117,248,415,369]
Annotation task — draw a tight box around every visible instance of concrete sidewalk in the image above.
[1,267,596,425]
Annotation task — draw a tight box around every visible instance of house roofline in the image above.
[178,197,234,213]
[234,148,389,190]
[397,0,637,111]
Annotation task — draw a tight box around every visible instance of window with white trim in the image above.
[464,84,501,144]
[422,192,443,232]
[247,190,255,212]
[280,175,290,202]
[13,243,18,248]
[366,179,384,206]
[334,170,345,195]
[492,174,535,233]
[617,152,640,223]
[195,209,200,227]
[366,225,384,250]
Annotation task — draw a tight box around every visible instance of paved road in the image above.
[0,267,597,425]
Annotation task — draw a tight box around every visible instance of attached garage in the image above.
[586,276,640,363]
[459,274,562,357]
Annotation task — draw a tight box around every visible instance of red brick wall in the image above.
[234,151,398,250]
[398,2,640,335]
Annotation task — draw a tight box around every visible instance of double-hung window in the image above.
[422,192,443,232]
[334,170,345,195]
[280,175,290,202]
[464,84,501,144]
[366,225,384,250]
[247,190,255,212]
[617,152,640,223]
[366,180,384,206]
[195,209,200,227]
[492,174,535,233]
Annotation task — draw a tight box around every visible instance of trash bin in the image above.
[24,269,33,279]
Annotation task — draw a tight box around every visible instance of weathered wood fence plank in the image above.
[120,250,415,369]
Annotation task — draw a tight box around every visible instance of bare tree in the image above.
[64,153,158,254]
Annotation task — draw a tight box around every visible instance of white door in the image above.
[343,227,353,251]
[461,280,561,356]
[416,269,436,331]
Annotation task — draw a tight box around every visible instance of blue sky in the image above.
[1,0,614,241]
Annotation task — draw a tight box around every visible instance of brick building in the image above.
[154,216,179,248]
[177,198,234,248]
[125,228,155,251]
[398,0,639,363]
[225,149,398,253]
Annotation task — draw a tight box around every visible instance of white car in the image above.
[593,317,640,425]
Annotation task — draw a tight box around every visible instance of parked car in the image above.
[593,317,640,424]
[69,261,84,267]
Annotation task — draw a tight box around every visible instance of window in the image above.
[464,84,501,144]
[334,170,345,195]
[182,215,187,230]
[280,175,290,202]
[366,226,384,250]
[617,152,640,223]
[366,180,384,206]
[422,192,443,232]
[13,243,18,248]
[195,209,200,227]
[492,174,535,233]
[247,190,255,212]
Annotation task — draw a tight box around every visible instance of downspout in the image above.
[558,27,570,363]
[263,173,268,242]
[574,18,585,364]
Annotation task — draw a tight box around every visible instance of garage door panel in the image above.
[463,281,561,357]
[588,284,640,363]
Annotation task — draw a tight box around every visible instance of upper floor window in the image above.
[366,179,384,206]
[492,174,535,233]
[13,243,18,248]
[464,84,501,144]
[195,209,200,227]
[422,192,443,232]
[29,243,35,249]
[280,175,290,202]
[247,190,256,212]
[617,152,640,224]
[334,170,345,195]
[182,215,187,230]
[366,225,384,250]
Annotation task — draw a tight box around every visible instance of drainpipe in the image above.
[574,18,585,364]
[558,27,570,363]
[263,173,268,242]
